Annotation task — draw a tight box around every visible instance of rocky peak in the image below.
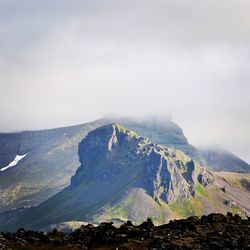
[79,123,139,153]
[71,124,210,204]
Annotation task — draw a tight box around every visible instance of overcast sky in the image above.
[0,0,249,162]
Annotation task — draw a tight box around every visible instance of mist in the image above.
[0,0,249,162]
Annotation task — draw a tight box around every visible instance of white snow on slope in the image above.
[0,154,28,172]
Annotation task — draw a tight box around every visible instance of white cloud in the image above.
[0,0,249,162]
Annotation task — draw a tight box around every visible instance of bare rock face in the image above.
[241,178,250,191]
[197,168,214,187]
[71,123,199,204]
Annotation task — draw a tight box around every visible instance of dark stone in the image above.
[0,213,249,249]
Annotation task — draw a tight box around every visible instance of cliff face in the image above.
[71,123,206,204]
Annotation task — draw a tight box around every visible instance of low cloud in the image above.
[0,0,249,162]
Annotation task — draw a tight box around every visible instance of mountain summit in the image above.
[4,123,249,231]
[0,118,201,213]
[0,117,248,215]
[71,123,200,204]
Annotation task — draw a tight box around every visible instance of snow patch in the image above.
[0,153,28,172]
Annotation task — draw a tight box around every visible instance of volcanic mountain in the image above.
[0,117,249,215]
[0,117,203,213]
[1,123,249,231]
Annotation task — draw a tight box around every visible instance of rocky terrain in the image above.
[0,213,249,249]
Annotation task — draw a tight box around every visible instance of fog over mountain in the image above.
[0,0,249,162]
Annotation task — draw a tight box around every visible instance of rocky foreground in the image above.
[0,213,249,250]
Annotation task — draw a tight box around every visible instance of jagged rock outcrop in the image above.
[241,178,250,191]
[71,123,200,204]
[197,168,214,187]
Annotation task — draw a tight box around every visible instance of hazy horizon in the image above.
[0,0,249,162]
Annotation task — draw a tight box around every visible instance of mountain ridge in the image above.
[0,117,248,218]
[200,146,250,172]
[1,123,249,231]
[0,117,204,213]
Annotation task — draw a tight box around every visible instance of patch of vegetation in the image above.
[231,207,247,218]
[154,202,166,224]
[195,182,221,209]
[195,183,209,199]
[168,198,202,218]
[108,195,135,221]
